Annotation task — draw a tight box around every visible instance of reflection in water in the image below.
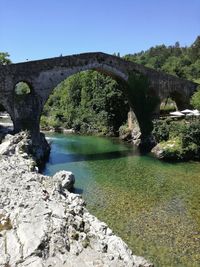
[43,133,200,267]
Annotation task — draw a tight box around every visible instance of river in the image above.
[42,133,200,267]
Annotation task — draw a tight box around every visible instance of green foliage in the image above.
[15,82,31,95]
[0,52,11,65]
[119,123,131,136]
[190,86,200,110]
[41,71,129,135]
[193,78,200,85]
[160,137,184,160]
[154,119,200,160]
[188,36,200,62]
[181,122,200,148]
[124,36,200,82]
[152,119,170,142]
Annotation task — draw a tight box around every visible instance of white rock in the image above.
[0,140,12,155]
[6,230,21,265]
[53,170,75,191]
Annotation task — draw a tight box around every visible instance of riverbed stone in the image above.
[0,132,153,267]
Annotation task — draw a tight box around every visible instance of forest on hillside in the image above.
[124,36,200,84]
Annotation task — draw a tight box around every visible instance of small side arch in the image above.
[160,97,177,116]
[0,101,14,133]
[170,91,191,110]
[14,81,31,95]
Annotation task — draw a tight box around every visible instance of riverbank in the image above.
[151,118,200,161]
[0,132,152,267]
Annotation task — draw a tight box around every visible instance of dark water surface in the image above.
[43,133,200,267]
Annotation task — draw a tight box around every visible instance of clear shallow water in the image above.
[43,133,200,267]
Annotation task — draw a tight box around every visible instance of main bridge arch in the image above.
[0,52,198,152]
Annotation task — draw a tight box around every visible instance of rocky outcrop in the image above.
[0,132,153,267]
[131,128,141,146]
[151,137,195,161]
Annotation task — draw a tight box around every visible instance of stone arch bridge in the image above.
[0,52,198,152]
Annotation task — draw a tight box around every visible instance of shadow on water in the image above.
[47,149,139,164]
[71,187,84,194]
[0,125,13,135]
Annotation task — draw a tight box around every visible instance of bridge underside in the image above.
[0,52,198,157]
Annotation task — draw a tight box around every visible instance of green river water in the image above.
[43,133,200,267]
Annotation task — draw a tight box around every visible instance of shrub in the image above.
[160,137,183,160]
[40,115,48,128]
[190,85,200,110]
[119,123,130,136]
[152,119,170,142]
[153,119,200,160]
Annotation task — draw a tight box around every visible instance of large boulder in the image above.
[151,137,184,161]
[0,131,50,163]
[53,170,75,191]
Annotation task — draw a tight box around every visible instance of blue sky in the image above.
[1,0,199,63]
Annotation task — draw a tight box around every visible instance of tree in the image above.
[42,70,129,135]
[0,52,11,65]
[123,36,200,82]
[190,86,200,110]
[189,36,200,62]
